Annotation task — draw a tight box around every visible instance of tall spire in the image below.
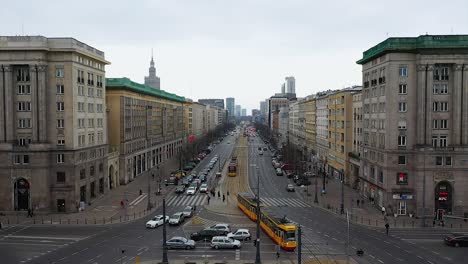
[150,48,154,67]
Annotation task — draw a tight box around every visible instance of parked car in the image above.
[296,178,311,186]
[276,168,283,176]
[166,236,195,250]
[186,186,196,195]
[209,223,231,235]
[199,175,207,182]
[165,176,178,186]
[445,233,468,247]
[169,212,185,225]
[286,184,295,192]
[199,183,209,193]
[182,205,194,218]
[146,215,169,228]
[190,228,224,241]
[175,185,186,194]
[227,229,251,241]
[211,236,241,249]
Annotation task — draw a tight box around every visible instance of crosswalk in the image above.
[166,194,208,207]
[260,197,311,208]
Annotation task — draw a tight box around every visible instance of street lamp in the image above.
[340,169,345,215]
[162,198,168,264]
[255,166,261,264]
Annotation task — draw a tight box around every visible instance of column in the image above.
[463,66,468,145]
[0,66,5,142]
[452,64,463,145]
[425,65,434,145]
[37,65,48,142]
[3,65,14,142]
[416,64,427,145]
[30,65,39,142]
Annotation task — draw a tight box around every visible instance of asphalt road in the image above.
[2,131,467,264]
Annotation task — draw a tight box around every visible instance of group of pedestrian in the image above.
[206,188,229,204]
[352,198,364,207]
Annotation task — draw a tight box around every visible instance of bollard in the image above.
[8,218,10,225]
[41,218,43,224]
[85,218,87,224]
[450,223,453,228]
[134,212,136,219]
[51,218,52,224]
[120,216,122,222]
[368,219,371,225]
[76,219,79,224]
[103,217,105,224]
[94,218,96,224]
[60,219,62,225]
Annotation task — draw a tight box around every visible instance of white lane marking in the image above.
[4,235,81,241]
[378,260,384,263]
[287,198,304,207]
[198,196,207,205]
[417,256,424,259]
[129,194,147,206]
[369,254,375,259]
[166,196,177,206]
[431,251,440,255]
[235,249,240,260]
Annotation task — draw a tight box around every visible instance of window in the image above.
[380,86,385,96]
[78,134,85,146]
[378,171,384,183]
[14,155,21,164]
[16,68,30,82]
[57,139,65,145]
[396,173,408,185]
[88,118,94,128]
[97,104,103,113]
[78,86,84,96]
[96,89,103,98]
[57,102,64,111]
[88,103,94,113]
[440,84,448,94]
[88,133,94,144]
[18,138,27,146]
[398,102,407,112]
[439,135,447,147]
[399,67,408,77]
[23,155,29,164]
[399,84,407,94]
[432,135,438,147]
[97,118,103,127]
[80,169,86,179]
[440,102,448,112]
[17,85,31,94]
[88,87,94,97]
[57,154,65,163]
[56,172,66,183]
[398,120,407,130]
[18,119,31,128]
[432,119,438,129]
[440,119,448,129]
[56,68,64,78]
[56,84,64,94]
[57,119,65,128]
[445,156,452,166]
[90,166,95,176]
[398,156,406,165]
[436,156,443,166]
[17,101,31,111]
[78,102,85,112]
[398,135,406,146]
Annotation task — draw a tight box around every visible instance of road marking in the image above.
[129,194,147,206]
[396,258,404,262]
[378,260,384,263]
[4,235,82,241]
[369,254,375,259]
[417,255,424,259]
[235,249,240,260]
[431,251,440,255]
[427,261,434,264]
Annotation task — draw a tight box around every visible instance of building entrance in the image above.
[14,178,30,211]
[435,181,452,215]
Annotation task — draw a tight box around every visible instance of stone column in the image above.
[3,65,14,142]
[416,64,427,145]
[425,65,434,145]
[463,66,468,145]
[30,65,39,142]
[37,65,48,142]
[0,66,5,142]
[452,64,463,145]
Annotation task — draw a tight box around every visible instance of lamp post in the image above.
[147,168,151,210]
[162,198,168,264]
[255,166,261,264]
[314,159,319,204]
[340,169,345,215]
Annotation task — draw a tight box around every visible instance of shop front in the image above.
[392,189,415,216]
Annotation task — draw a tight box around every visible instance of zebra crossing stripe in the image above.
[296,199,310,207]
[287,198,303,207]
[166,196,177,206]
[198,196,207,205]
[260,198,272,206]
[272,198,286,206]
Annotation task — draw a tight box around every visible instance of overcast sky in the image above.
[2,0,468,112]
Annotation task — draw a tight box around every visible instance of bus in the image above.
[228,156,237,177]
[237,193,297,251]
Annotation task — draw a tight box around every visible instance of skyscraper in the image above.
[144,51,160,90]
[226,97,235,117]
[285,76,295,94]
[235,105,241,117]
[241,108,247,117]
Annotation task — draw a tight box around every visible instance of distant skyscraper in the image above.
[241,108,247,117]
[198,99,225,109]
[144,51,160,89]
[281,83,286,94]
[235,105,241,117]
[285,76,295,94]
[226,97,235,117]
[260,101,267,115]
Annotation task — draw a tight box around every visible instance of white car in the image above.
[227,229,251,241]
[186,186,196,195]
[169,212,185,225]
[199,183,208,193]
[146,215,169,228]
[209,223,231,235]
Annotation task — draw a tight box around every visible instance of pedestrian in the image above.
[139,189,142,195]
[223,194,226,202]
[227,191,230,196]
[27,208,32,217]
[381,206,386,216]
[120,200,124,208]
[357,199,360,207]
[152,174,155,180]
[193,205,197,211]
[207,196,211,205]
[218,191,220,198]
[31,207,34,217]
[385,223,389,235]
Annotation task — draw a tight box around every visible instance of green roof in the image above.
[106,77,186,103]
[357,35,468,65]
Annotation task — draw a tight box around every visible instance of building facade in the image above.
[350,91,363,189]
[302,96,317,158]
[357,35,468,217]
[144,55,160,90]
[198,99,224,109]
[106,77,186,185]
[235,105,241,117]
[0,36,109,213]
[316,93,330,165]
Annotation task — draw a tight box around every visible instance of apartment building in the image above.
[350,92,363,189]
[357,35,468,217]
[302,96,317,158]
[186,101,207,139]
[0,36,109,213]
[106,78,186,185]
[316,93,330,164]
[326,89,358,184]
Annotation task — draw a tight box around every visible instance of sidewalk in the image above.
[298,177,468,229]
[0,157,180,226]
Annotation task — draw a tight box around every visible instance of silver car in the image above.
[209,223,231,235]
[166,236,195,250]
[211,236,241,249]
[227,229,251,241]
[182,205,194,218]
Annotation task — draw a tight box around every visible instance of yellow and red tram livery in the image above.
[237,193,297,251]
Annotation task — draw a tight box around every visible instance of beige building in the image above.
[302,96,317,157]
[0,36,109,212]
[357,35,468,217]
[105,77,186,185]
[350,91,363,189]
[186,101,207,139]
[316,93,330,164]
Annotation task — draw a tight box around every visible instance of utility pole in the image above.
[162,198,168,264]
[313,156,319,204]
[297,224,302,264]
[147,168,151,210]
[421,148,427,227]
[346,210,350,262]
[255,166,261,264]
[340,169,345,215]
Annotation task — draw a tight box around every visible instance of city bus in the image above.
[237,193,297,251]
[228,156,237,177]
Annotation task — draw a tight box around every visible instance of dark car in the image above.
[296,178,311,186]
[190,228,224,241]
[199,175,207,182]
[445,233,468,247]
[165,176,178,186]
[175,185,186,194]
[182,178,190,187]
[186,175,194,182]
